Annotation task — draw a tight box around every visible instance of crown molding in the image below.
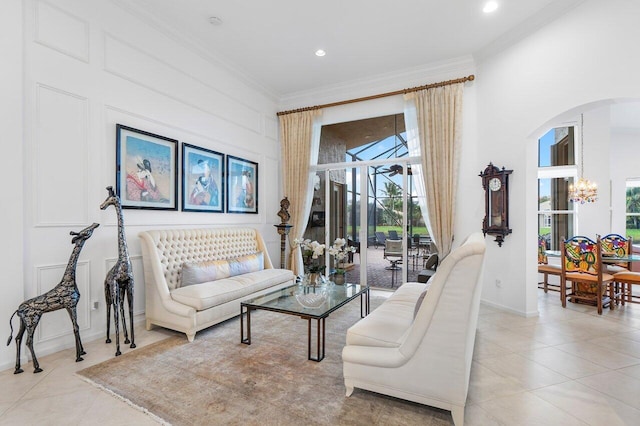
[278,55,476,111]
[108,0,279,102]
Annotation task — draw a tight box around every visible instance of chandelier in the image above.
[568,113,597,204]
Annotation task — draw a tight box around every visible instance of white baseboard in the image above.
[480,299,539,318]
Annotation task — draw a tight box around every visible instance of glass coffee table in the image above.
[240,283,369,362]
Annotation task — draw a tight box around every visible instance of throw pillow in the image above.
[229,252,264,276]
[181,252,264,287]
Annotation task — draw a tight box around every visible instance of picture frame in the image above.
[181,143,224,212]
[226,155,258,214]
[115,124,178,210]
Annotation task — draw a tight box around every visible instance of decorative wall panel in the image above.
[35,84,88,226]
[35,0,89,62]
[104,35,262,134]
[36,261,91,342]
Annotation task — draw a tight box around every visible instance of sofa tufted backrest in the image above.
[139,228,273,290]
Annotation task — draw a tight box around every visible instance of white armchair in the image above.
[342,232,486,426]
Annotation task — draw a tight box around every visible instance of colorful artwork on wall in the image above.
[115,124,178,210]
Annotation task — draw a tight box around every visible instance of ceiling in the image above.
[125,0,585,98]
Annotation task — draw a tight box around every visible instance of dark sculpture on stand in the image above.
[6,222,100,374]
[274,197,293,269]
[100,186,135,356]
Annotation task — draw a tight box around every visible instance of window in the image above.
[626,179,640,240]
[537,127,577,250]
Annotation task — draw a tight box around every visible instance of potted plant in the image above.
[328,238,356,285]
[293,238,326,286]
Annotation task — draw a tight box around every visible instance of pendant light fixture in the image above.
[568,113,598,204]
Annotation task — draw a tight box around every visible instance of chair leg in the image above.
[609,282,614,310]
[597,283,603,315]
[543,272,549,293]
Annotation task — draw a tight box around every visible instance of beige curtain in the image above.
[404,82,464,258]
[279,109,322,275]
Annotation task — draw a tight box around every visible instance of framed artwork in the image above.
[181,143,224,212]
[226,155,258,214]
[115,124,178,210]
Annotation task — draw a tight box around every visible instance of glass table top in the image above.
[241,283,368,318]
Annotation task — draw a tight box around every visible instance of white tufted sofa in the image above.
[139,227,295,341]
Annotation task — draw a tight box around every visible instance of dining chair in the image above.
[611,270,640,304]
[601,234,632,274]
[538,235,562,293]
[601,234,632,305]
[560,235,615,315]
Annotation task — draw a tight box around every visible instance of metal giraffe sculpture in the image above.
[7,222,100,374]
[100,186,136,356]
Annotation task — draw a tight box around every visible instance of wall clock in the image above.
[479,163,513,246]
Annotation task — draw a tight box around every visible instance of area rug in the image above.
[77,296,452,425]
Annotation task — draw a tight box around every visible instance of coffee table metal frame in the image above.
[240,283,370,362]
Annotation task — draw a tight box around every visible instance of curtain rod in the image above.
[276,74,475,117]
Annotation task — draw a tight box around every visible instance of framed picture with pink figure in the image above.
[182,143,224,213]
[115,124,178,210]
[226,155,258,214]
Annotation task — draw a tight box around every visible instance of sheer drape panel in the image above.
[404,104,430,240]
[279,110,322,275]
[404,83,464,258]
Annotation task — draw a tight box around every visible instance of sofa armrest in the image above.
[342,345,409,368]
[162,298,196,318]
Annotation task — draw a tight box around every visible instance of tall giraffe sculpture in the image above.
[100,186,136,356]
[7,222,99,374]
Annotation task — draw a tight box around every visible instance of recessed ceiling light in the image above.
[315,49,326,57]
[209,16,223,26]
[483,1,498,13]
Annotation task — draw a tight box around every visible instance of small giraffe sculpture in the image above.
[7,222,99,374]
[100,186,135,356]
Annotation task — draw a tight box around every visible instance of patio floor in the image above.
[344,245,430,290]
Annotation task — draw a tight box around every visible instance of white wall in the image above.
[0,0,25,372]
[476,0,640,315]
[1,0,282,371]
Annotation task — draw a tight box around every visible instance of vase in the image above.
[307,272,321,287]
[333,273,346,285]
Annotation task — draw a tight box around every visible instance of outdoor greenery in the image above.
[627,186,640,228]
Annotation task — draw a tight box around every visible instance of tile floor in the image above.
[1,289,639,425]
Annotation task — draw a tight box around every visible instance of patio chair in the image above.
[418,253,438,283]
[347,238,360,263]
[388,230,399,240]
[375,231,387,249]
[384,239,403,270]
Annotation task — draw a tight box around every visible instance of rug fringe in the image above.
[75,373,171,426]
